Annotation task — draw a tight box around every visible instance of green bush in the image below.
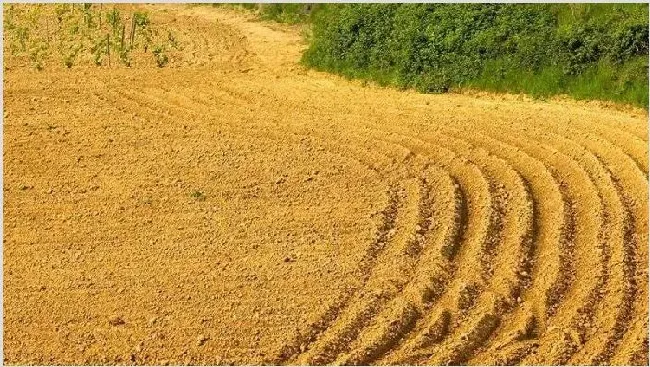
[302,3,648,107]
[152,45,168,67]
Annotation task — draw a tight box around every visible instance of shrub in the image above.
[303,3,649,107]
[152,45,168,67]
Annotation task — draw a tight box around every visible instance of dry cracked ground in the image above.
[3,4,649,366]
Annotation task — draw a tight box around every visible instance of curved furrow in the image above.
[272,177,407,365]
[443,124,607,365]
[422,130,565,285]
[216,133,454,364]
[286,125,509,364]
[331,166,463,366]
[571,107,646,141]
[101,81,481,366]
[291,174,425,365]
[513,127,634,365]
[401,134,534,315]
[105,87,196,122]
[409,127,576,364]
[518,116,648,365]
[50,45,647,367]
[481,339,540,365]
[325,130,500,365]
[115,75,516,354]
[428,309,502,365]
[501,119,648,365]
[523,104,647,143]
[571,170,636,365]
[609,215,647,366]
[390,135,505,288]
[102,80,264,131]
[532,116,649,178]
[611,321,649,366]
[365,156,499,365]
[471,124,634,365]
[592,115,646,144]
[591,133,647,178]
[275,124,497,365]
[104,80,413,180]
[248,128,450,364]
[261,141,423,364]
[102,89,399,180]
[398,127,567,324]
[357,130,536,365]
[390,132,560,365]
[601,117,647,142]
[557,147,646,367]
[7,5,649,365]
[385,307,453,365]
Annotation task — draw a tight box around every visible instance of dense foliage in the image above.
[301,3,648,108]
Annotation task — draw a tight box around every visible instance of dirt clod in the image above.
[108,316,125,327]
[196,334,209,346]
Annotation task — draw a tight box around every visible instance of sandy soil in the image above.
[3,5,648,365]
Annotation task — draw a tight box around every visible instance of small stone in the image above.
[275,177,285,185]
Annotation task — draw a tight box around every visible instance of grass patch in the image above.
[213,3,322,25]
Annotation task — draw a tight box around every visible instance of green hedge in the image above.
[301,3,648,108]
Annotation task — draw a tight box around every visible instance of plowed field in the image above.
[3,5,648,365]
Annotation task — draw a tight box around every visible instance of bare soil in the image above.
[3,5,648,365]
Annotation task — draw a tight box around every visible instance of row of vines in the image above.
[4,4,180,70]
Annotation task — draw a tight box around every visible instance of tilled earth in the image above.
[3,5,648,365]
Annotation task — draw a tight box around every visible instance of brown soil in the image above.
[3,4,648,365]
